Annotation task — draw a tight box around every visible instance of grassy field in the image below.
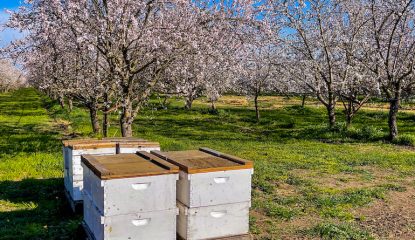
[1,88,415,239]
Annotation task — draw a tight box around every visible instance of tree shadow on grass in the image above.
[0,123,61,158]
[0,178,83,240]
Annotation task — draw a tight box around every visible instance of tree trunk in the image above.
[211,100,217,111]
[185,96,193,109]
[58,94,65,109]
[102,93,109,138]
[346,113,352,128]
[68,98,73,112]
[345,100,352,128]
[388,98,399,141]
[326,87,337,128]
[302,95,306,107]
[88,102,100,134]
[254,95,260,122]
[327,101,336,128]
[120,98,133,137]
[162,95,169,109]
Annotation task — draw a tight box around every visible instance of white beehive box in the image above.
[62,140,116,207]
[81,152,180,240]
[81,153,178,216]
[152,148,254,208]
[152,148,253,240]
[104,137,161,154]
[177,201,250,240]
[84,193,177,240]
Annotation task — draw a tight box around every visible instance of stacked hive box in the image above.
[152,148,254,240]
[81,152,179,240]
[62,140,117,211]
[103,137,161,154]
[62,138,161,211]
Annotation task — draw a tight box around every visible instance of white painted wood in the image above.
[63,146,116,202]
[67,180,83,201]
[177,201,251,240]
[72,148,116,157]
[82,164,178,216]
[118,146,160,154]
[177,169,253,208]
[84,193,177,240]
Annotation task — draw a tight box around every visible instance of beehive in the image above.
[152,148,253,240]
[62,138,161,211]
[62,139,116,210]
[81,152,179,240]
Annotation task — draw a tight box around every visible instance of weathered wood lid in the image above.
[103,137,160,148]
[103,137,147,142]
[81,152,179,180]
[151,148,253,173]
[62,139,116,150]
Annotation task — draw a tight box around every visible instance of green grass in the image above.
[0,89,81,239]
[1,88,415,239]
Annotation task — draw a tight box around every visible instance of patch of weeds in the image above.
[393,134,415,147]
[273,195,301,206]
[249,216,261,234]
[346,125,385,141]
[314,188,385,209]
[280,120,296,129]
[253,179,276,194]
[378,183,406,192]
[311,222,374,240]
[285,174,308,186]
[320,206,354,220]
[264,202,298,220]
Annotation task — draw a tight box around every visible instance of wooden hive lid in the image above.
[62,139,116,150]
[103,137,148,142]
[103,137,160,148]
[81,152,179,180]
[151,148,253,174]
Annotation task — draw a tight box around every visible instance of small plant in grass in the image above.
[359,125,384,140]
[311,222,374,240]
[392,134,415,147]
[345,125,385,141]
[264,202,298,220]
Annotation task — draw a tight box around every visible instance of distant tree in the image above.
[272,0,347,128]
[0,59,25,92]
[236,40,279,122]
[5,0,264,137]
[356,0,415,140]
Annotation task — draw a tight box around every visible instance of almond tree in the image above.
[4,1,111,134]
[357,0,415,140]
[276,0,345,128]
[5,0,264,137]
[337,0,376,127]
[64,0,263,136]
[235,41,279,122]
[0,59,25,92]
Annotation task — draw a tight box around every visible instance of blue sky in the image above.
[0,0,25,47]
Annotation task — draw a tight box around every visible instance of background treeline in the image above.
[1,0,415,141]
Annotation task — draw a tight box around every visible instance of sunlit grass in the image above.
[1,88,414,239]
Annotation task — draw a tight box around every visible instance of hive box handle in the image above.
[131,218,150,226]
[131,183,151,190]
[214,177,230,184]
[210,211,227,218]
